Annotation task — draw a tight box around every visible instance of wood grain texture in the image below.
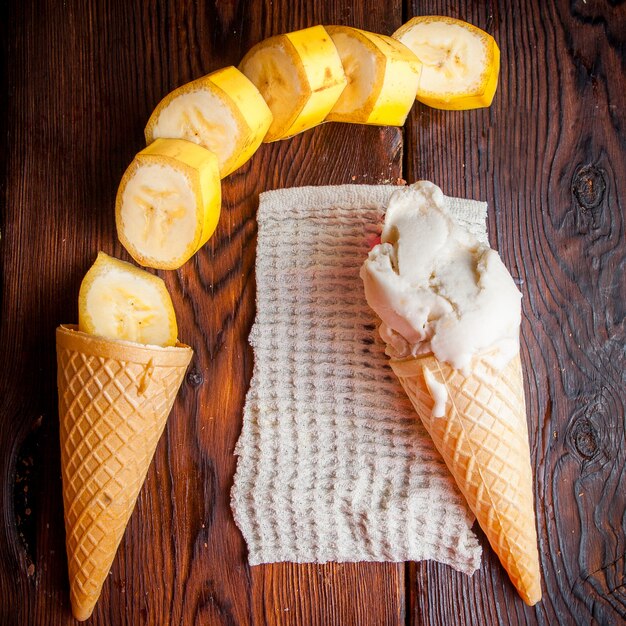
[1,1,404,625]
[404,1,626,625]
[1,0,624,625]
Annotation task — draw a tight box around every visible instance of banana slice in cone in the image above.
[326,26,422,126]
[78,252,178,347]
[239,25,347,142]
[116,138,221,270]
[144,66,273,178]
[393,16,500,110]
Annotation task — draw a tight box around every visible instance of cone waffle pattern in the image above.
[390,353,541,605]
[56,325,192,620]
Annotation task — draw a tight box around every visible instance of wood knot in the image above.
[572,164,606,232]
[565,390,615,475]
[186,369,204,387]
[573,165,605,209]
[570,417,598,459]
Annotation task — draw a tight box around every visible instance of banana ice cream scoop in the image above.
[360,180,522,373]
[360,181,542,606]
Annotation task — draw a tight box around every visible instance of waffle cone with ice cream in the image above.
[360,182,541,605]
[56,254,192,620]
[389,352,540,604]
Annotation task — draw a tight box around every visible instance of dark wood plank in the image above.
[250,562,405,625]
[4,0,624,624]
[404,1,626,625]
[0,1,405,624]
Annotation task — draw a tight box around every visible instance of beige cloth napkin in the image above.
[231,184,488,574]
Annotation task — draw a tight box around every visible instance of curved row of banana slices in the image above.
[115,17,500,272]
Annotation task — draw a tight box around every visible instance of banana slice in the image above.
[239,25,347,142]
[78,252,178,347]
[326,26,422,126]
[393,16,500,110]
[144,66,273,178]
[116,138,221,270]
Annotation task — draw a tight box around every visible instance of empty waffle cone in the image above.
[389,352,541,605]
[56,325,193,621]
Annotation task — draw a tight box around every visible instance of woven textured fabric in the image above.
[390,354,541,605]
[56,325,192,621]
[231,184,487,574]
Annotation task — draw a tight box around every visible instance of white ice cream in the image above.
[360,181,522,374]
[423,367,448,417]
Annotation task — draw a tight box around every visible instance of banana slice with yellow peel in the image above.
[393,16,500,110]
[116,138,221,270]
[78,252,178,347]
[326,26,422,126]
[239,25,347,142]
[144,66,273,178]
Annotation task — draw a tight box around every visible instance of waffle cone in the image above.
[390,352,541,605]
[56,325,193,621]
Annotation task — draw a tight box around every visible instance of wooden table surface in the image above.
[1,1,625,624]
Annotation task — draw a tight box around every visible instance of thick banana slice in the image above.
[393,16,499,110]
[326,26,422,125]
[144,66,273,178]
[239,25,347,142]
[78,252,178,347]
[116,138,221,270]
